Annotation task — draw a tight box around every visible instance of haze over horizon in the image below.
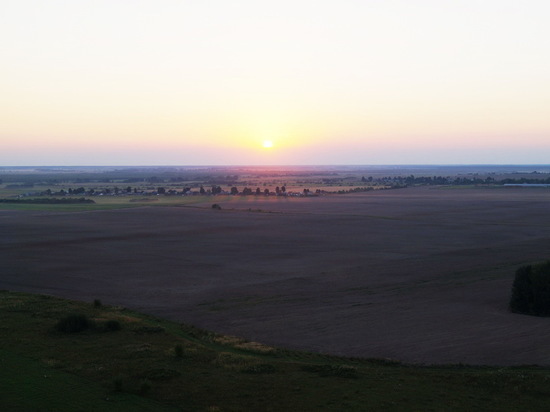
[1,1,549,166]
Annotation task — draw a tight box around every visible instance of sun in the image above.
[262,140,274,148]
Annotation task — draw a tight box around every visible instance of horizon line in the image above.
[2,163,550,169]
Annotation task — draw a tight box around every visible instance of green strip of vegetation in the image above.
[0,195,218,212]
[0,203,140,212]
[1,290,550,411]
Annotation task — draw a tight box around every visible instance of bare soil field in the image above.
[2,186,550,365]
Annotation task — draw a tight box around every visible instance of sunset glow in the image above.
[1,1,549,166]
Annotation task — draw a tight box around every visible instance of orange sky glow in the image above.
[1,1,549,165]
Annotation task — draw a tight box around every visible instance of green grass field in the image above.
[1,290,550,411]
[0,349,176,411]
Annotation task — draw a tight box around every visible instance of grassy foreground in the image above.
[1,291,550,411]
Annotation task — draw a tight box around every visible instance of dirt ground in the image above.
[2,186,550,365]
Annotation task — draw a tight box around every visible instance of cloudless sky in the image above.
[1,1,549,165]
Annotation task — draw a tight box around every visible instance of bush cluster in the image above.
[55,314,93,333]
[174,344,184,358]
[241,363,276,374]
[103,320,121,331]
[510,261,550,316]
[301,364,358,379]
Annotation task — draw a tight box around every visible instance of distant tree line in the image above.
[362,175,496,186]
[0,198,95,204]
[361,175,550,186]
[12,174,550,201]
[499,177,550,184]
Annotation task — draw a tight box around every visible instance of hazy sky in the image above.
[1,1,549,165]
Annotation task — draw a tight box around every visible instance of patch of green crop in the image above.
[0,194,217,212]
[0,203,140,212]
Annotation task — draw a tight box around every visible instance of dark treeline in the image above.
[0,198,95,204]
[363,175,550,186]
[365,175,496,185]
[499,177,550,184]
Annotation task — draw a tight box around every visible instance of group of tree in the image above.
[228,186,288,196]
[362,175,496,186]
[0,198,95,204]
[510,261,550,316]
[335,186,378,194]
[40,187,137,196]
[362,174,550,187]
[499,177,550,184]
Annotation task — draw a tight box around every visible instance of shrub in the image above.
[139,379,151,395]
[113,376,123,392]
[510,261,550,316]
[301,364,358,379]
[133,326,165,334]
[241,363,276,374]
[174,344,184,358]
[212,204,222,210]
[55,314,93,333]
[104,320,121,331]
[93,299,102,308]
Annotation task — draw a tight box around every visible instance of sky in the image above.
[1,1,549,166]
